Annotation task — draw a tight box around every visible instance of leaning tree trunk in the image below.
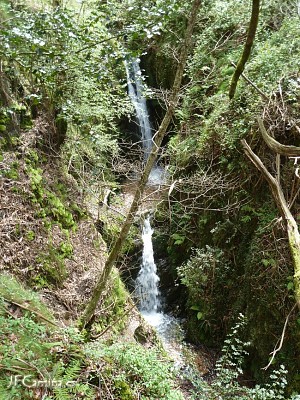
[241,138,300,309]
[229,0,260,99]
[78,0,201,330]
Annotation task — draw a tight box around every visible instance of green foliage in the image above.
[33,241,72,288]
[0,0,132,158]
[249,17,300,92]
[0,275,98,400]
[2,161,20,180]
[85,341,184,400]
[186,314,297,400]
[177,246,229,342]
[0,274,54,322]
[61,124,120,190]
[214,314,250,393]
[171,232,186,245]
[25,164,76,230]
[0,276,183,399]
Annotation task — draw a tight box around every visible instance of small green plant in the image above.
[212,313,250,396]
[2,161,20,180]
[85,341,184,400]
[24,149,39,166]
[186,314,296,400]
[25,230,35,241]
[26,164,77,230]
[34,242,71,288]
[26,165,44,199]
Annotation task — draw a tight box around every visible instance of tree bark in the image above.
[78,0,201,330]
[229,0,260,99]
[241,139,300,309]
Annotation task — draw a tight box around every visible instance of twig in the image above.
[0,365,30,372]
[276,154,281,183]
[15,358,45,380]
[1,296,60,327]
[98,370,114,400]
[75,35,124,54]
[262,303,297,370]
[289,185,300,210]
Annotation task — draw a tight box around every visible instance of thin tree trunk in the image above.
[78,0,201,330]
[241,139,300,309]
[229,0,260,99]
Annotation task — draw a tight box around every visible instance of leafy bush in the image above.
[85,341,184,400]
[177,246,230,343]
[187,315,298,400]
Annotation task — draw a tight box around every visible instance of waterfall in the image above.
[125,81,185,363]
[125,57,166,185]
[135,216,160,314]
[125,58,153,159]
[136,216,185,366]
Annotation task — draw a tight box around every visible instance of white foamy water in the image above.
[128,58,185,366]
[135,217,185,366]
[125,58,167,186]
[125,58,153,160]
[144,311,185,367]
[135,216,160,312]
[148,165,166,185]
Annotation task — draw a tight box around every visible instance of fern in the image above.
[52,360,96,400]
[53,382,95,400]
[52,387,70,400]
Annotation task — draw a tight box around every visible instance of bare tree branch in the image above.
[262,303,297,370]
[241,138,300,309]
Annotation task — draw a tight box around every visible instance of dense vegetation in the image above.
[153,0,300,394]
[1,0,300,398]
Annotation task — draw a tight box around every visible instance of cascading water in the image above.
[125,58,153,159]
[135,216,160,314]
[126,56,185,365]
[135,215,185,365]
[125,58,165,185]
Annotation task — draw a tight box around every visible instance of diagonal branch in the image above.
[262,303,297,370]
[229,0,260,99]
